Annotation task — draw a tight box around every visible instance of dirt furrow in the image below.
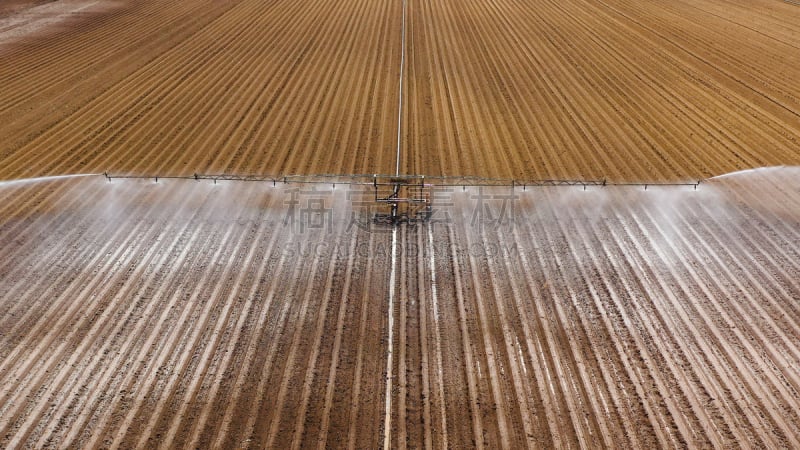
[442,222,484,448]
[615,191,792,445]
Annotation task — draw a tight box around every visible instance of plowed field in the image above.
[2,0,800,448]
[1,169,800,447]
[1,0,800,180]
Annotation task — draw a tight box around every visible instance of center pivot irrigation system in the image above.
[102,172,703,224]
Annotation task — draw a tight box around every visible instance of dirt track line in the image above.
[626,0,800,111]
[476,223,548,447]
[381,226,398,450]
[0,181,118,295]
[419,0,464,178]
[0,2,139,107]
[428,0,480,177]
[508,219,579,448]
[223,232,307,446]
[250,0,350,175]
[681,219,800,393]
[424,225,448,448]
[147,205,276,448]
[303,0,381,174]
[288,231,348,448]
[98,221,241,448]
[118,0,274,175]
[397,225,409,449]
[169,219,277,443]
[679,0,800,48]
[314,230,360,449]
[553,0,746,177]
[79,217,233,447]
[528,196,627,448]
[0,0,236,177]
[394,0,406,175]
[653,200,800,445]
[227,0,354,173]
[631,200,796,446]
[618,197,774,445]
[719,192,800,278]
[614,202,743,445]
[415,227,432,448]
[233,0,333,173]
[582,207,705,447]
[115,215,251,446]
[504,221,577,447]
[630,200,764,442]
[0,180,86,241]
[555,203,666,448]
[202,0,343,174]
[203,230,296,446]
[499,0,645,180]
[287,0,394,174]
[431,0,617,179]
[445,222,484,448]
[49,197,218,446]
[546,0,716,178]
[675,200,800,379]
[521,197,636,447]
[566,0,738,178]
[604,195,752,442]
[710,196,800,297]
[472,0,605,179]
[268,3,396,176]
[725,176,800,235]
[13,185,216,446]
[0,183,120,331]
[582,0,796,174]
[26,0,280,176]
[24,209,199,446]
[260,230,328,447]
[330,0,387,175]
[524,208,610,448]
[569,204,695,445]
[0,184,171,412]
[597,212,711,446]
[174,0,303,171]
[0,189,161,442]
[0,0,223,135]
[225,223,310,446]
[441,0,508,177]
[0,0,180,104]
[124,0,286,172]
[599,0,800,143]
[470,0,544,176]
[345,231,376,449]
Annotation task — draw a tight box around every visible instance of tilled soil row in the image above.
[1,172,798,447]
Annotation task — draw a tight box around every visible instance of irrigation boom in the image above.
[102,172,703,224]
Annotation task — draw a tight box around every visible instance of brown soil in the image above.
[0,0,799,180]
[1,169,799,447]
[2,0,800,447]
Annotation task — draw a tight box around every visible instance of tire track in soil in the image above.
[310,230,360,449]
[0,181,219,444]
[28,190,217,446]
[0,183,194,414]
[86,206,242,447]
[508,199,624,448]
[606,188,797,446]
[3,0,800,446]
[2,176,800,446]
[525,196,661,448]
[132,190,280,448]
[629,193,798,444]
